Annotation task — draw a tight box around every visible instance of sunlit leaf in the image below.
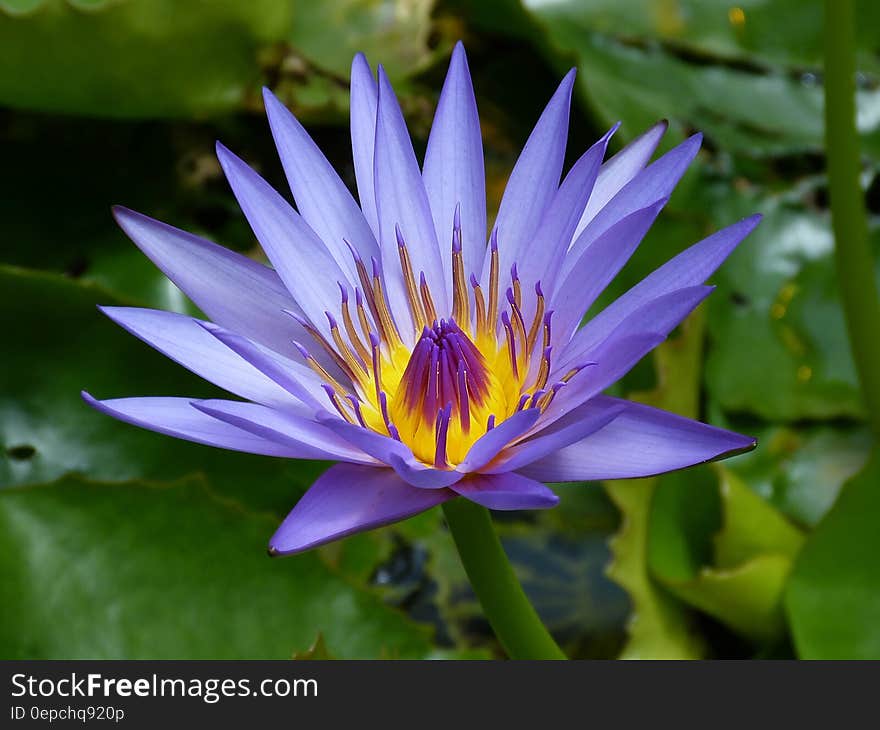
[785,450,880,659]
[648,468,804,644]
[725,423,872,527]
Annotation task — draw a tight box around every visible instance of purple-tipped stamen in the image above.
[433,402,453,469]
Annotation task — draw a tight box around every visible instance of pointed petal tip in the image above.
[195,319,221,334]
[261,87,289,120]
[721,212,763,241]
[214,139,235,163]
[552,67,576,98]
[267,529,299,556]
[449,40,470,69]
[188,400,218,419]
[711,432,758,464]
[95,303,122,320]
[350,53,376,90]
[261,85,277,104]
[110,204,132,223]
[111,205,155,235]
[651,195,671,211]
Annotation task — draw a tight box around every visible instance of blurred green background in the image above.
[1,0,879,659]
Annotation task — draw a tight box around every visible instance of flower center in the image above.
[294,211,585,468]
[388,318,504,466]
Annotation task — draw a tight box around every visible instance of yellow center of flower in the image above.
[297,221,580,468]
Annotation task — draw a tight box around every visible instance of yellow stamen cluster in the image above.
[298,222,569,468]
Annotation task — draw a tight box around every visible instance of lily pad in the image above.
[706,192,880,422]
[785,450,880,659]
[648,467,804,644]
[482,0,880,155]
[725,422,872,527]
[0,0,437,118]
[0,475,431,659]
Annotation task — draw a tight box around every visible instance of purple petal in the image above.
[482,69,576,298]
[319,416,463,488]
[458,408,541,473]
[563,133,701,279]
[82,393,301,457]
[269,463,453,555]
[350,53,380,237]
[111,206,315,365]
[486,397,626,474]
[550,198,667,345]
[452,472,559,511]
[574,119,668,239]
[521,124,618,309]
[423,42,487,282]
[191,399,375,464]
[518,397,756,482]
[374,65,447,332]
[215,142,352,339]
[263,87,379,276]
[565,215,762,360]
[553,285,714,382]
[199,323,328,415]
[547,286,713,424]
[542,333,665,428]
[99,307,308,411]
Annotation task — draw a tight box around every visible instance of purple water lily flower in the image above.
[84,43,758,555]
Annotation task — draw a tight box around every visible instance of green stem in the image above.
[442,499,566,659]
[825,0,880,437]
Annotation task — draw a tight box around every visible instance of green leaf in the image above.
[725,422,872,527]
[520,0,880,71]
[785,449,880,659]
[0,0,437,118]
[706,193,880,422]
[282,0,435,81]
[562,31,825,156]
[292,633,335,660]
[490,0,880,155]
[648,468,804,644]
[0,266,325,515]
[0,475,431,658]
[0,0,292,117]
[668,555,796,644]
[605,477,704,658]
[713,469,805,568]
